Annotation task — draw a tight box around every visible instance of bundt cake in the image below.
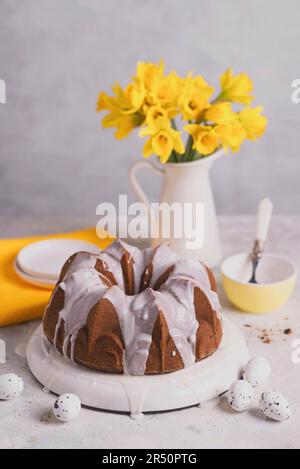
[43,240,222,376]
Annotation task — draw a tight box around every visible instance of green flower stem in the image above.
[168,119,180,163]
[184,134,194,162]
[211,92,225,104]
[171,119,178,130]
[168,150,176,163]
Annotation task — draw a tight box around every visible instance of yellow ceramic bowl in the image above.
[221,253,297,314]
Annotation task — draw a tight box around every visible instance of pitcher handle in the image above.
[129,160,164,217]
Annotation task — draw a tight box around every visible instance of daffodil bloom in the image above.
[238,106,267,140]
[192,76,215,100]
[135,60,165,91]
[98,82,144,114]
[125,82,146,113]
[218,68,254,105]
[215,119,246,153]
[204,102,235,124]
[145,105,169,124]
[149,71,182,117]
[180,92,209,122]
[184,124,219,156]
[179,74,214,121]
[140,117,184,163]
[97,82,144,139]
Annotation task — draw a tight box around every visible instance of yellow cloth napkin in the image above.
[0,228,113,327]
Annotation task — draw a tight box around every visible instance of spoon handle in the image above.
[255,198,273,244]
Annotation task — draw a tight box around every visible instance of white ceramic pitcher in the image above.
[129,150,223,267]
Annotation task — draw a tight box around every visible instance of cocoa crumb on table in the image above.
[263,338,271,344]
[243,320,294,344]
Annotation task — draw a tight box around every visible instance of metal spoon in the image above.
[249,198,273,284]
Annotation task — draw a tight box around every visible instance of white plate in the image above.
[26,317,249,418]
[17,239,100,280]
[14,260,56,289]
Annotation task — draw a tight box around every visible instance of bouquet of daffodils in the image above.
[97,61,267,164]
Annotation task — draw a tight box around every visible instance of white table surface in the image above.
[0,215,299,449]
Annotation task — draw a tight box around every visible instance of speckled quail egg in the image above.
[0,373,24,400]
[53,393,81,422]
[259,391,291,422]
[228,379,254,412]
[243,357,271,387]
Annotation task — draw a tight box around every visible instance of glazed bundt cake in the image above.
[43,240,222,376]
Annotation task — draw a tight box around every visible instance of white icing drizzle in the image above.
[104,287,160,375]
[99,282,199,374]
[147,244,179,287]
[53,269,108,360]
[165,259,222,319]
[99,248,124,289]
[152,286,197,368]
[99,239,144,290]
[118,241,145,293]
[48,239,221,376]
[64,251,100,277]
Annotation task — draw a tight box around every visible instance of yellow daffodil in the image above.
[192,76,215,100]
[218,68,254,105]
[149,71,182,117]
[97,82,144,139]
[238,106,267,140]
[179,74,214,121]
[134,62,181,118]
[99,82,144,114]
[139,117,184,163]
[145,105,169,124]
[180,92,208,121]
[204,102,235,124]
[124,82,145,113]
[184,124,219,156]
[135,60,165,91]
[215,120,246,153]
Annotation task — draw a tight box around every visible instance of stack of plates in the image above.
[14,239,100,289]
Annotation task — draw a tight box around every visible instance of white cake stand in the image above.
[27,316,249,419]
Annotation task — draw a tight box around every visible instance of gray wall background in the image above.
[0,0,299,220]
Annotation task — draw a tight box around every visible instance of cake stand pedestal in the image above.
[27,316,249,419]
